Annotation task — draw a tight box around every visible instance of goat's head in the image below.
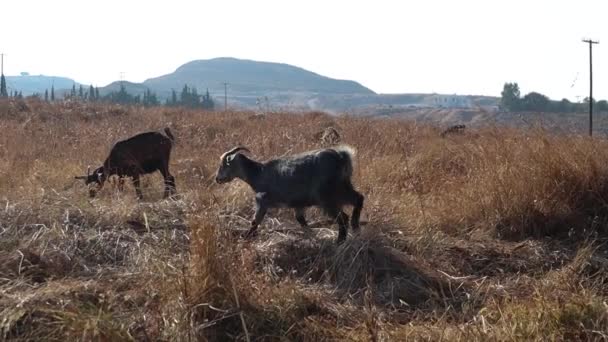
[75,166,106,197]
[215,146,251,184]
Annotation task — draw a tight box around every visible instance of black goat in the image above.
[75,128,176,199]
[215,146,365,244]
[440,124,466,138]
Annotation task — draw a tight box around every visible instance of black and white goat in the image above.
[75,128,176,199]
[215,146,364,244]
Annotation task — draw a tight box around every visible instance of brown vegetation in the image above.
[1,98,608,341]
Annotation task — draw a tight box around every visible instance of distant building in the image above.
[20,72,30,76]
[430,95,472,108]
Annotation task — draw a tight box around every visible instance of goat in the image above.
[215,146,364,244]
[75,127,176,199]
[440,124,466,138]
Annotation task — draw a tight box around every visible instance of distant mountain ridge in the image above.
[4,75,79,95]
[142,57,375,96]
[2,57,499,114]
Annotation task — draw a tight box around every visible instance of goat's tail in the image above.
[334,145,356,179]
[164,127,176,143]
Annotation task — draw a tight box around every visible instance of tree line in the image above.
[500,82,608,113]
[102,83,214,109]
[2,82,215,110]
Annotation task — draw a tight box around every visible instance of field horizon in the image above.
[1,98,608,341]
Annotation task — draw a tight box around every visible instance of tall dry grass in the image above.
[1,98,608,341]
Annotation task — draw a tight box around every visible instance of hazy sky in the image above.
[2,0,606,100]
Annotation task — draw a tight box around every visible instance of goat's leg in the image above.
[294,208,308,228]
[161,175,176,198]
[245,193,268,238]
[167,175,176,196]
[324,205,349,244]
[132,175,143,200]
[159,166,176,198]
[348,189,365,233]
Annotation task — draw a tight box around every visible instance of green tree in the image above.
[78,85,84,98]
[105,83,140,105]
[89,85,95,101]
[71,83,77,98]
[521,92,550,112]
[44,89,49,102]
[583,97,596,105]
[202,89,214,110]
[180,84,190,106]
[95,87,100,100]
[597,100,608,112]
[50,85,55,101]
[191,87,199,105]
[171,89,177,106]
[0,74,7,97]
[557,98,572,113]
[179,84,204,108]
[500,82,521,112]
[143,89,159,107]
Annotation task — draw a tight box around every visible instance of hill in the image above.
[143,57,375,96]
[4,74,79,96]
[95,57,378,108]
[4,59,497,113]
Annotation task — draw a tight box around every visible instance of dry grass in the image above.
[1,98,608,341]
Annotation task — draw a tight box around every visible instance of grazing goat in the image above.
[440,124,466,138]
[75,128,176,199]
[215,146,365,244]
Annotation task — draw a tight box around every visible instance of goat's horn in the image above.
[220,146,251,161]
[87,166,91,176]
[75,176,87,180]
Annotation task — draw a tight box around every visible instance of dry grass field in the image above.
[1,98,608,341]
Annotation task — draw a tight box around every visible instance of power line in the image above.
[582,39,599,136]
[570,72,579,88]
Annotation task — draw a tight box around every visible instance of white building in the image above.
[430,95,472,108]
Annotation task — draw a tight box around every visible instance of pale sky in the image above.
[2,0,606,100]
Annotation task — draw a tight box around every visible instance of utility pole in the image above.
[582,39,599,136]
[1,53,4,75]
[223,82,228,111]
